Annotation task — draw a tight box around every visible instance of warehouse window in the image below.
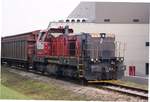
[133,19,139,22]
[66,19,70,22]
[145,42,149,46]
[71,19,75,22]
[77,19,80,22]
[82,19,86,22]
[145,63,149,75]
[104,19,110,22]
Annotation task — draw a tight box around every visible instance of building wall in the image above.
[95,2,149,23]
[68,2,150,23]
[51,22,149,77]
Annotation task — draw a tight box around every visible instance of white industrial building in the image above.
[51,2,149,77]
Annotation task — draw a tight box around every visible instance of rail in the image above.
[91,82,148,99]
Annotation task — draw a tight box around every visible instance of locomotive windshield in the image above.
[38,32,46,41]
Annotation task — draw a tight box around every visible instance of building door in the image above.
[145,63,149,75]
[129,66,135,76]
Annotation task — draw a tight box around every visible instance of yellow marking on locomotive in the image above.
[47,60,59,64]
[91,33,100,37]
[107,33,115,38]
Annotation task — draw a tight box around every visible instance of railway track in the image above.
[92,82,148,99]
[3,65,149,100]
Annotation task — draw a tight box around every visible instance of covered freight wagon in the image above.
[1,30,40,67]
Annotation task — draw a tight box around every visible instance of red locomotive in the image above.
[1,26,125,82]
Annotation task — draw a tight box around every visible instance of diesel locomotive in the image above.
[1,26,126,82]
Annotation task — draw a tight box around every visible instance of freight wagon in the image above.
[1,26,126,83]
[1,30,40,67]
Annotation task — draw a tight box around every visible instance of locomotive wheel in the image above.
[24,63,29,70]
[34,62,46,74]
[32,62,37,70]
[41,64,47,74]
[7,61,12,67]
[80,78,87,86]
[46,64,58,76]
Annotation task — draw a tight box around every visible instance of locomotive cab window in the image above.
[38,32,46,41]
[69,41,76,56]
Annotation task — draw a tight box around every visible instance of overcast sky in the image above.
[2,0,149,36]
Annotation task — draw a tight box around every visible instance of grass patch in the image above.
[1,67,88,100]
[0,84,29,99]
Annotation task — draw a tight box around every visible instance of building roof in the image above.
[68,2,150,24]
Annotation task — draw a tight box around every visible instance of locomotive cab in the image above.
[36,27,74,57]
[36,30,50,56]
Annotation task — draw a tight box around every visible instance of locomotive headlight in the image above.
[95,58,98,61]
[91,58,94,62]
[121,57,124,61]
